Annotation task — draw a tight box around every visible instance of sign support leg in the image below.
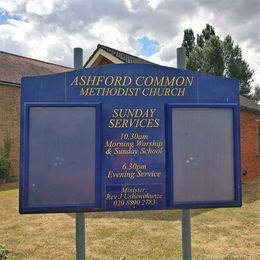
[76,213,86,260]
[182,209,191,260]
[74,47,86,260]
[177,47,192,260]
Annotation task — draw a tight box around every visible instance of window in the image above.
[257,120,260,155]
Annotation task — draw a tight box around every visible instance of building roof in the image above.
[240,95,260,114]
[0,51,72,85]
[84,44,154,68]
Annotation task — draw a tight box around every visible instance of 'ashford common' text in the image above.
[70,74,194,97]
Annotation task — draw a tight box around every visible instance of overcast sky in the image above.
[0,0,259,87]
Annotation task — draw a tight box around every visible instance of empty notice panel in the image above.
[23,104,100,212]
[169,106,236,206]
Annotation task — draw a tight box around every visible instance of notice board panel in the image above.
[20,103,101,213]
[166,104,240,208]
[20,64,242,213]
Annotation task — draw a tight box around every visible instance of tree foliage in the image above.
[197,24,215,47]
[223,35,254,97]
[182,24,254,98]
[0,137,11,183]
[252,86,260,102]
[181,29,195,57]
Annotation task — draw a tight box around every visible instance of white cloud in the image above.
[26,0,55,16]
[89,19,129,49]
[0,0,20,13]
[0,19,32,47]
[241,42,260,88]
[148,0,162,9]
[180,7,215,37]
[87,17,140,58]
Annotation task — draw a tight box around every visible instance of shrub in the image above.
[0,243,9,260]
[0,137,11,183]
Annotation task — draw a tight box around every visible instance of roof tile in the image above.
[98,44,154,64]
[240,95,260,114]
[84,44,154,67]
[0,51,72,85]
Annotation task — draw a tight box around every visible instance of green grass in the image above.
[0,179,259,259]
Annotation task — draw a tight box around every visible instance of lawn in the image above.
[0,179,259,259]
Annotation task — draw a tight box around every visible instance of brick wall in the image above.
[240,110,260,181]
[98,57,114,66]
[0,84,20,177]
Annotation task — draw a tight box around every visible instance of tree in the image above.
[252,86,260,103]
[197,24,215,47]
[181,29,195,57]
[196,34,204,48]
[188,36,224,76]
[223,35,253,97]
[202,24,215,40]
[182,24,254,97]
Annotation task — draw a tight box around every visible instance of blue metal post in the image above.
[177,47,192,260]
[74,47,86,260]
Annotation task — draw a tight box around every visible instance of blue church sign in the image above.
[19,64,242,213]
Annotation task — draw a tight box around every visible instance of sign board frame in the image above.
[20,102,102,213]
[166,103,241,208]
[19,63,242,213]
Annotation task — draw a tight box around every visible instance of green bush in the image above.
[0,137,11,183]
[0,243,9,260]
[6,176,18,183]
